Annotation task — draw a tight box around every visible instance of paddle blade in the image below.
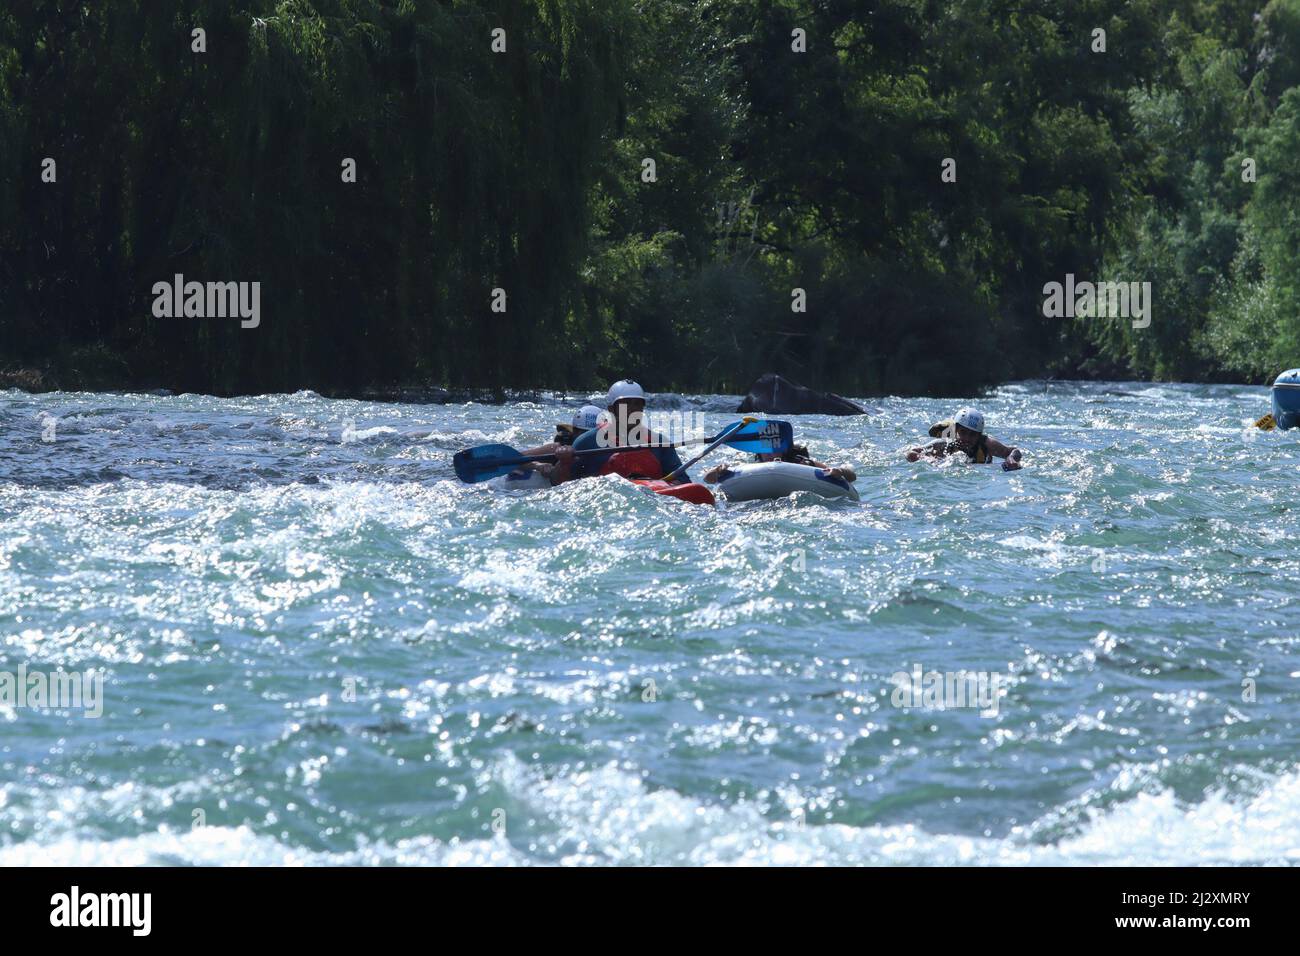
[721,419,793,455]
[453,443,525,483]
[1256,413,1277,432]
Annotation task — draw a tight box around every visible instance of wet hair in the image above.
[756,443,814,465]
[552,423,582,446]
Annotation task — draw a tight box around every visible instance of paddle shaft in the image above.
[662,419,750,483]
[469,432,739,473]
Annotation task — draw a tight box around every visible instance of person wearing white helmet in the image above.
[550,379,690,484]
[572,404,604,431]
[907,407,1023,470]
[513,404,609,483]
[543,404,605,447]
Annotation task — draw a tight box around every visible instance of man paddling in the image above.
[906,408,1023,470]
[520,404,604,455]
[549,380,690,484]
[515,405,606,482]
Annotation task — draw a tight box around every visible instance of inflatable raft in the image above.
[714,461,859,502]
[1272,369,1300,430]
[492,469,552,491]
[492,469,715,505]
[630,479,716,505]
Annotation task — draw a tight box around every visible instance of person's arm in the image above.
[906,440,947,462]
[806,457,857,483]
[556,428,607,482]
[545,445,576,484]
[985,436,1023,470]
[519,441,559,461]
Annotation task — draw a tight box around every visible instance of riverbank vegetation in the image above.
[2,1,1297,396]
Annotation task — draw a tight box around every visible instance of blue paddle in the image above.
[454,418,793,483]
[663,417,777,483]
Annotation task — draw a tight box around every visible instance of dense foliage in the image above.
[0,0,1297,395]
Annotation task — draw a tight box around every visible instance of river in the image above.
[0,381,1296,864]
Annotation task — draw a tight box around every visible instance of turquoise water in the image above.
[1,381,1297,865]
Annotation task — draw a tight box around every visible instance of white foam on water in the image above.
[3,762,1299,867]
[4,385,1299,868]
[0,826,524,867]
[486,759,1300,866]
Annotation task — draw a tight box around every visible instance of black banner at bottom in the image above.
[0,865,1287,941]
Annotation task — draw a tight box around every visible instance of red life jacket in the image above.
[598,449,665,480]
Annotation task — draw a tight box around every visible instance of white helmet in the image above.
[605,379,645,406]
[955,408,985,434]
[572,404,604,430]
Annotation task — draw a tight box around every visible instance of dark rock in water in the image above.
[0,367,52,392]
[737,373,865,416]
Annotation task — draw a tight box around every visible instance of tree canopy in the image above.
[1,1,1297,395]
